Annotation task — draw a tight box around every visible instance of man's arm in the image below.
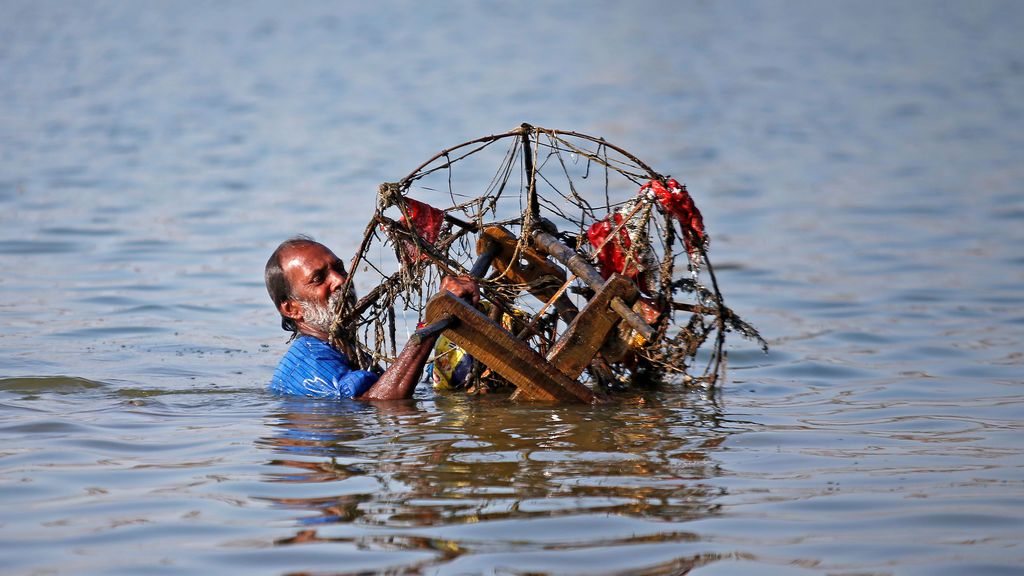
[357,334,436,400]
[357,275,479,401]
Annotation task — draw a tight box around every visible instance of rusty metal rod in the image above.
[444,213,478,232]
[532,230,655,342]
[521,123,539,222]
[410,313,456,344]
[410,238,501,344]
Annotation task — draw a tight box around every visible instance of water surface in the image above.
[1,1,1022,574]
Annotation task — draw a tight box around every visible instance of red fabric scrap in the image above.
[587,213,641,283]
[395,197,444,263]
[399,197,444,245]
[644,178,706,255]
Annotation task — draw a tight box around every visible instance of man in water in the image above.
[265,236,478,400]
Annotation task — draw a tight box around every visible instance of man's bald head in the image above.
[265,235,320,332]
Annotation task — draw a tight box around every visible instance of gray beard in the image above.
[300,290,343,334]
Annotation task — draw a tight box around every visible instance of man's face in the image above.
[279,242,351,334]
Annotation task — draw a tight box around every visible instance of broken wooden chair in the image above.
[418,225,657,404]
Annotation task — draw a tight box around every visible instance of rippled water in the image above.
[2,1,1023,574]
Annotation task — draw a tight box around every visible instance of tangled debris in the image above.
[328,124,766,397]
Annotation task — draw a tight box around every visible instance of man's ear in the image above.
[279,299,303,322]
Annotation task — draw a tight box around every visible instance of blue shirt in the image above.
[269,335,378,398]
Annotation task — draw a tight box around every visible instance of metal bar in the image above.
[444,213,478,232]
[469,238,501,278]
[410,239,501,344]
[521,123,539,221]
[532,230,655,343]
[410,314,456,345]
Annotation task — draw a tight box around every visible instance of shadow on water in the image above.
[256,389,734,573]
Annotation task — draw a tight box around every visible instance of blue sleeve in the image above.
[335,367,378,398]
[270,337,379,399]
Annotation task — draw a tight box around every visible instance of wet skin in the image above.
[276,241,478,401]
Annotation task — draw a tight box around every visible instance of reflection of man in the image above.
[265,236,478,401]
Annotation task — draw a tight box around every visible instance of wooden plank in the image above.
[532,230,655,343]
[546,276,637,380]
[477,226,577,321]
[425,292,597,403]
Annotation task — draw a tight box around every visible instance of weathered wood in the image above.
[547,275,637,380]
[425,292,597,403]
[532,230,655,343]
[477,226,577,321]
[411,240,503,344]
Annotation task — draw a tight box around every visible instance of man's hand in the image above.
[358,274,479,402]
[440,275,480,306]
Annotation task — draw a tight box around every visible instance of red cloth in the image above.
[644,178,706,256]
[588,178,709,286]
[399,197,444,245]
[587,213,642,283]
[395,197,444,263]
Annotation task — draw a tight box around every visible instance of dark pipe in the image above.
[410,239,501,344]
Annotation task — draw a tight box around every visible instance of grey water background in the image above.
[2,0,1022,574]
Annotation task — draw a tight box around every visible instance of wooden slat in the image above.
[425,292,597,403]
[477,226,578,321]
[532,230,655,343]
[546,276,637,380]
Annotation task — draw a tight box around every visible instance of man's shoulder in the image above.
[279,335,353,372]
[288,335,343,359]
[272,336,345,395]
[270,335,376,398]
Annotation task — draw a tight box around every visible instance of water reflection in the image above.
[257,392,728,572]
